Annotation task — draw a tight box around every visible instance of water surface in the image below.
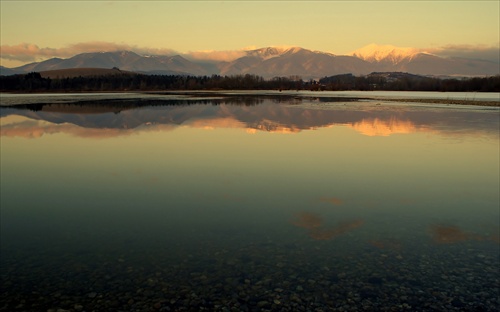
[1,93,499,311]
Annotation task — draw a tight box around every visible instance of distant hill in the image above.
[2,46,499,78]
[8,51,210,77]
[0,66,21,76]
[218,47,371,77]
[351,44,499,76]
[38,67,137,79]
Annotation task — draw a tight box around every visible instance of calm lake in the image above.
[1,92,499,311]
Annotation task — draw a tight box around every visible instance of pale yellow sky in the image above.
[1,0,499,67]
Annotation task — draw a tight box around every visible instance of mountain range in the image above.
[1,45,499,78]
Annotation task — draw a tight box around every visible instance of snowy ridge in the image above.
[351,44,421,64]
[245,46,303,60]
[3,44,497,78]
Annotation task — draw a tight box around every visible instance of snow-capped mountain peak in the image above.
[351,43,421,64]
[245,46,304,60]
[3,45,497,78]
[283,46,304,54]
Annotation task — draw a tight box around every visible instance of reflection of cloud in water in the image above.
[349,117,430,137]
[291,212,323,229]
[291,211,363,240]
[0,119,61,138]
[319,197,343,206]
[186,117,247,131]
[1,115,303,138]
[0,119,177,139]
[186,117,304,134]
[308,220,364,241]
[251,119,302,134]
[429,224,499,244]
[3,104,497,139]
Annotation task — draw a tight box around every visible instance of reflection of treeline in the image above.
[11,95,366,113]
[13,97,270,112]
[1,71,499,92]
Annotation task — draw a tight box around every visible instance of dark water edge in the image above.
[1,233,498,312]
[1,90,499,108]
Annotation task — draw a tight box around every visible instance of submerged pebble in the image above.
[1,235,498,311]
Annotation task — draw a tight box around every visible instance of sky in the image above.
[1,0,499,67]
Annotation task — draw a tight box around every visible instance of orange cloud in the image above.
[2,42,498,67]
[185,46,298,62]
[0,42,178,62]
[1,43,59,62]
[0,41,254,65]
[350,43,500,64]
[186,49,248,62]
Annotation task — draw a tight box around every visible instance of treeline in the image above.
[1,71,499,92]
[319,73,500,92]
[0,72,303,92]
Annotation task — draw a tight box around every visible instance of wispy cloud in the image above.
[0,42,179,63]
[350,43,500,63]
[185,49,248,62]
[0,41,254,65]
[183,46,294,62]
[2,41,498,66]
[1,43,60,62]
[429,44,500,63]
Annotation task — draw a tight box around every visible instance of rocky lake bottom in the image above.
[1,229,498,312]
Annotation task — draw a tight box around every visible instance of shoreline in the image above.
[0,91,499,107]
[365,97,500,107]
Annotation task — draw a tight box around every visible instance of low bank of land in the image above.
[368,97,499,107]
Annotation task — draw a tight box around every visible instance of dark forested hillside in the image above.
[318,73,500,92]
[1,71,499,92]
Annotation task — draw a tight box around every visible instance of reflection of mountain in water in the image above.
[350,117,420,136]
[1,97,498,138]
[429,224,499,244]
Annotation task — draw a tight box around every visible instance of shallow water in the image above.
[1,93,499,311]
